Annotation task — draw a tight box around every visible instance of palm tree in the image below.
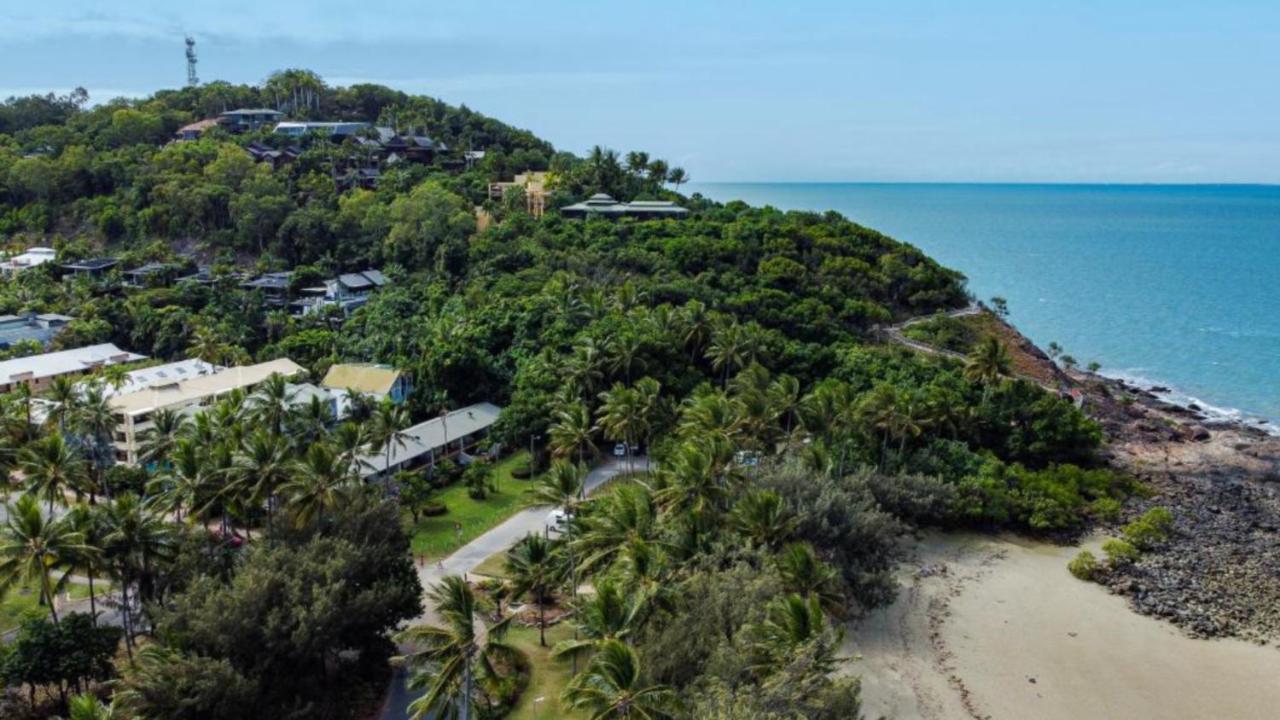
[607,334,646,386]
[21,433,87,514]
[633,377,663,471]
[44,375,81,430]
[530,460,585,606]
[64,503,110,625]
[774,543,844,614]
[666,167,688,194]
[153,438,215,525]
[645,159,670,189]
[767,374,802,441]
[964,336,1012,399]
[331,421,369,474]
[551,579,643,661]
[505,533,562,647]
[0,494,92,624]
[247,373,295,437]
[368,400,412,491]
[705,321,746,387]
[289,394,334,449]
[102,493,174,657]
[396,575,518,720]
[281,442,352,527]
[58,693,122,720]
[139,408,187,468]
[745,593,840,677]
[70,384,119,498]
[677,300,713,361]
[573,484,659,575]
[561,639,675,719]
[596,384,644,472]
[232,430,292,537]
[728,489,796,549]
[549,403,595,482]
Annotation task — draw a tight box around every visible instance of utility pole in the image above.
[185,36,199,87]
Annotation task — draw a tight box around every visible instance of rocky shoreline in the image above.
[1071,370,1280,643]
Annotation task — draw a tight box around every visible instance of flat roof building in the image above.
[321,362,410,402]
[96,358,221,398]
[0,343,146,394]
[109,358,304,465]
[560,193,688,220]
[0,313,72,350]
[358,402,501,480]
[0,247,57,275]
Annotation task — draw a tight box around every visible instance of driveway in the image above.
[380,457,636,719]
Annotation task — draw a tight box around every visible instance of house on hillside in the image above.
[274,121,384,142]
[174,118,219,142]
[291,269,388,317]
[0,343,146,394]
[122,262,185,289]
[383,134,448,164]
[60,257,119,281]
[0,313,73,350]
[0,247,57,276]
[241,272,294,307]
[489,172,552,217]
[321,363,411,404]
[560,193,688,220]
[218,108,283,132]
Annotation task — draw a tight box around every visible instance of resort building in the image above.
[109,358,304,465]
[559,193,689,220]
[241,271,294,306]
[122,262,185,289]
[291,269,388,316]
[0,343,147,394]
[321,363,411,404]
[357,402,502,481]
[95,358,221,398]
[274,121,381,141]
[218,108,283,132]
[489,172,552,217]
[0,313,73,350]
[60,257,119,280]
[0,247,57,275]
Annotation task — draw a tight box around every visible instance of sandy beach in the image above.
[847,532,1280,720]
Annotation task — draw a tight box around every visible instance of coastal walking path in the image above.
[882,304,982,361]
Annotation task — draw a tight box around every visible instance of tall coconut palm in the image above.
[596,384,644,472]
[281,442,352,528]
[705,321,746,387]
[745,593,841,677]
[633,377,663,471]
[551,578,644,660]
[964,336,1012,400]
[530,460,585,604]
[368,400,411,490]
[549,403,595,485]
[71,384,119,498]
[767,374,803,441]
[288,394,334,449]
[666,167,688,194]
[396,575,518,720]
[0,494,92,624]
[775,543,845,615]
[561,639,675,719]
[607,334,646,386]
[573,484,659,575]
[64,503,110,625]
[728,489,796,549]
[231,430,292,537]
[153,438,216,525]
[247,373,296,437]
[505,533,563,647]
[20,433,87,514]
[102,493,175,657]
[139,408,187,469]
[44,375,81,431]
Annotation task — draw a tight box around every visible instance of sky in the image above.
[1,0,1278,183]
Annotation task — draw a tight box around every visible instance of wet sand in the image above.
[846,533,1280,720]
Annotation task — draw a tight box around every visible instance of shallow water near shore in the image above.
[848,533,1280,720]
[691,183,1280,429]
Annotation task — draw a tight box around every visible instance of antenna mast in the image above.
[185,36,199,87]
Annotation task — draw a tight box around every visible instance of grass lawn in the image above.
[1,582,96,632]
[407,453,540,560]
[507,623,585,720]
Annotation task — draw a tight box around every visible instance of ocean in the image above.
[690,183,1280,429]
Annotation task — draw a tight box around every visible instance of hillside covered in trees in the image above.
[0,74,1122,719]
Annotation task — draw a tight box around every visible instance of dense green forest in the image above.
[0,75,1122,719]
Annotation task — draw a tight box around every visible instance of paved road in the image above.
[379,457,635,720]
[883,305,982,361]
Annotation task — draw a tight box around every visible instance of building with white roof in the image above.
[110,358,304,465]
[0,343,146,394]
[358,402,501,480]
[96,359,222,398]
[0,247,57,275]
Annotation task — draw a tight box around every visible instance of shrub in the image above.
[422,501,449,517]
[1068,550,1099,581]
[1102,538,1140,564]
[510,460,533,480]
[1122,506,1174,550]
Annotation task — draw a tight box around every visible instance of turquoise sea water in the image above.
[691,183,1280,429]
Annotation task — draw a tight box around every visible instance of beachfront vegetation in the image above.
[0,74,1120,718]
